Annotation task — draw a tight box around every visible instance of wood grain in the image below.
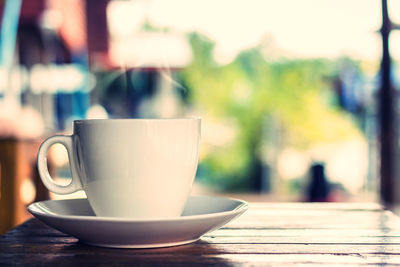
[2,203,400,266]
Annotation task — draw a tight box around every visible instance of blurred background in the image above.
[1,0,399,233]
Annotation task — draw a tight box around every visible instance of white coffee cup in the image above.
[37,118,201,219]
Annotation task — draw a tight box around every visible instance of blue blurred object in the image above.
[54,45,90,130]
[0,0,22,70]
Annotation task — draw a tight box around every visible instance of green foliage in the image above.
[180,33,362,191]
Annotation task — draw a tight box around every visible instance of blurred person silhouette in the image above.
[306,163,331,202]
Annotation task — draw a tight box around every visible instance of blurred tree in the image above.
[181,33,363,192]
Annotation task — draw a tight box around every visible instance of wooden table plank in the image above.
[226,207,400,230]
[247,202,383,211]
[212,228,400,237]
[2,203,400,266]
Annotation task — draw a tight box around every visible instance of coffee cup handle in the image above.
[37,135,83,195]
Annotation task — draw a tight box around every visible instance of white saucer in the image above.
[27,195,248,248]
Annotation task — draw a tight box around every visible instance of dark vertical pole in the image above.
[379,0,397,206]
[85,0,109,64]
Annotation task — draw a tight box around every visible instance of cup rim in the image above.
[74,117,201,124]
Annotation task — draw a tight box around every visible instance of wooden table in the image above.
[2,202,400,266]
